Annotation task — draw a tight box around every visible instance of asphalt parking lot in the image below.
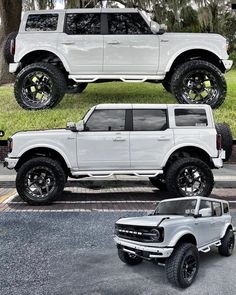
[1,164,236,294]
[0,212,236,295]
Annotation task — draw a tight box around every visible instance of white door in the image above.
[196,200,216,246]
[211,201,225,241]
[130,109,174,169]
[59,12,103,74]
[103,13,160,74]
[77,109,130,170]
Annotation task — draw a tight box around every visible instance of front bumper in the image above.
[212,150,225,168]
[222,59,233,72]
[4,157,19,169]
[114,236,173,259]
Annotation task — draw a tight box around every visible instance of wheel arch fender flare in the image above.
[220,223,234,239]
[168,230,197,247]
[18,48,71,72]
[161,144,212,168]
[165,47,222,73]
[17,144,72,169]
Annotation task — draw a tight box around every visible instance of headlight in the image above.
[146,228,164,242]
[149,229,161,242]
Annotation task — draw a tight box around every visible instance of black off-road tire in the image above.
[171,60,227,109]
[166,243,199,288]
[66,81,88,94]
[215,123,233,162]
[14,63,66,110]
[149,175,167,191]
[118,249,143,265]
[3,31,18,64]
[218,229,235,257]
[16,157,66,205]
[165,157,214,197]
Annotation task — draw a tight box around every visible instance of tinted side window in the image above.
[107,13,151,34]
[199,200,212,217]
[175,109,208,127]
[133,109,167,131]
[26,14,58,31]
[85,110,126,131]
[65,13,101,35]
[212,202,222,216]
[223,203,229,214]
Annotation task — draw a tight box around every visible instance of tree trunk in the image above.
[0,0,22,85]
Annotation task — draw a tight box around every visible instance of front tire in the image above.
[218,230,235,257]
[171,60,227,109]
[165,157,214,197]
[14,63,66,110]
[16,157,66,205]
[118,249,143,266]
[166,243,199,288]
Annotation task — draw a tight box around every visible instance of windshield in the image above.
[154,199,197,216]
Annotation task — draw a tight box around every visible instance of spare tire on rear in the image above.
[3,31,18,65]
[215,123,233,162]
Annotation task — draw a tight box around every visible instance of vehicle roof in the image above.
[94,104,211,110]
[24,8,139,14]
[160,196,229,204]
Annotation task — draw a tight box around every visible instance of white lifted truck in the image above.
[4,8,232,110]
[114,197,235,288]
[4,104,232,205]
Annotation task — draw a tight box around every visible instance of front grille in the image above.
[116,224,163,243]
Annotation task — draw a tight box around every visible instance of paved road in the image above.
[0,212,235,295]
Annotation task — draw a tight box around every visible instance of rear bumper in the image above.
[9,62,21,73]
[114,236,173,258]
[4,157,18,169]
[222,59,233,72]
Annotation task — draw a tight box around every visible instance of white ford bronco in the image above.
[4,8,232,110]
[114,196,235,288]
[4,104,232,205]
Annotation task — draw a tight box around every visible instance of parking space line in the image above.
[0,191,16,203]
[2,192,18,204]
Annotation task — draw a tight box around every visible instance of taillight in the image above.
[10,39,15,56]
[216,134,222,150]
[8,138,13,153]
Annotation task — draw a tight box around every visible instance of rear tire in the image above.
[118,249,143,266]
[166,243,199,288]
[218,230,235,257]
[14,63,66,110]
[215,123,233,162]
[3,31,18,64]
[171,60,227,109]
[165,157,214,197]
[16,157,66,205]
[162,80,172,93]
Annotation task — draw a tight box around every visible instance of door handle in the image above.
[107,41,120,45]
[61,42,75,45]
[113,137,126,142]
[157,136,171,141]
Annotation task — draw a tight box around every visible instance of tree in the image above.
[0,0,22,85]
[64,0,100,8]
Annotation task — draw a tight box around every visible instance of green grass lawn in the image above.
[0,70,236,139]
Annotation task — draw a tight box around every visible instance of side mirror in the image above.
[199,208,212,217]
[0,130,5,137]
[150,21,160,34]
[76,120,84,132]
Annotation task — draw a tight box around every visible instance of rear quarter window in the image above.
[175,109,208,127]
[26,14,58,31]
